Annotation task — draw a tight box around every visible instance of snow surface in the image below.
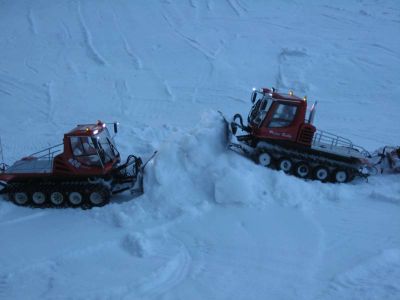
[0,0,400,299]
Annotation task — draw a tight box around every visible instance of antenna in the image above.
[0,136,4,164]
[0,136,5,173]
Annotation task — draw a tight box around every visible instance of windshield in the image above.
[70,128,119,167]
[248,95,271,126]
[268,103,298,128]
[96,128,119,163]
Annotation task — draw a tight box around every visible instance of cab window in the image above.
[70,136,101,166]
[268,103,298,128]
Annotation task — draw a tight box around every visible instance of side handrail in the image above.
[313,130,371,157]
[21,143,64,161]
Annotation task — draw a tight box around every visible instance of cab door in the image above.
[258,101,301,142]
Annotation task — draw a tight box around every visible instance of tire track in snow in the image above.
[111,9,143,70]
[226,0,243,17]
[77,0,108,66]
[161,10,229,103]
[60,21,72,40]
[0,87,11,96]
[27,6,38,35]
[207,0,214,11]
[162,12,216,60]
[121,38,143,69]
[189,239,211,278]
[114,79,133,116]
[190,38,229,103]
[0,274,8,298]
[0,73,50,120]
[189,0,200,19]
[235,0,248,13]
[163,80,175,102]
[24,59,39,74]
[189,0,198,9]
[134,236,192,298]
[370,43,400,59]
[2,260,59,299]
[161,11,221,103]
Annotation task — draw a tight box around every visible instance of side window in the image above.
[70,137,101,166]
[70,137,84,156]
[268,103,298,128]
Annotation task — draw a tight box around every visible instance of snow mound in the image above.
[213,166,255,205]
[140,111,352,214]
[121,232,153,257]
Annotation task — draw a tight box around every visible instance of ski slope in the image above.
[0,1,400,299]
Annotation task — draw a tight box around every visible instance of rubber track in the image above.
[5,181,110,209]
[258,142,360,170]
[234,140,366,181]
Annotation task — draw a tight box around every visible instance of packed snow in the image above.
[0,0,399,299]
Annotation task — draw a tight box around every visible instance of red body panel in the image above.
[53,131,119,176]
[0,121,120,183]
[250,89,316,147]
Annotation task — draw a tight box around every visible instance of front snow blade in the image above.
[129,151,157,196]
[218,111,232,145]
[130,167,144,196]
[218,111,254,157]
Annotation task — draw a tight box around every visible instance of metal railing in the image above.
[26,143,64,160]
[313,130,370,157]
[6,143,64,173]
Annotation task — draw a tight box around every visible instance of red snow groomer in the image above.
[223,88,378,183]
[0,121,150,208]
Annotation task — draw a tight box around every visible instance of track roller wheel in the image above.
[88,188,110,207]
[32,192,46,205]
[295,162,310,178]
[50,191,64,206]
[334,169,349,183]
[12,192,29,206]
[313,166,330,182]
[257,150,272,167]
[68,192,83,206]
[278,158,293,173]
